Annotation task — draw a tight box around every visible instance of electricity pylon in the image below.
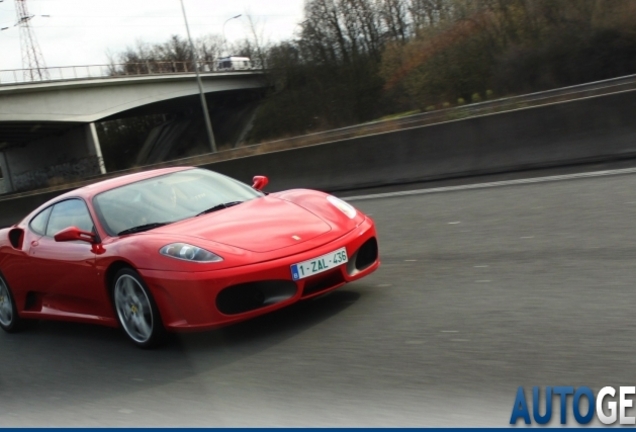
[14,0,49,81]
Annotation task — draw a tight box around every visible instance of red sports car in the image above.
[0,167,379,348]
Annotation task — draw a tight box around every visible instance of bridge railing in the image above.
[0,61,257,85]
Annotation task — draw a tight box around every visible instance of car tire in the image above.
[112,268,166,349]
[0,273,31,333]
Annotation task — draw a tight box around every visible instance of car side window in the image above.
[29,207,52,235]
[45,199,94,237]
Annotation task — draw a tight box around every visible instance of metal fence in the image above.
[0,61,258,85]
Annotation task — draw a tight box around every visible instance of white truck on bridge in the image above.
[214,57,253,71]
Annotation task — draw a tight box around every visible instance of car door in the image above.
[27,198,109,318]
[0,206,52,305]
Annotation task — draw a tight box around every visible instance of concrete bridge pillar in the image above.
[86,123,107,175]
[0,151,12,194]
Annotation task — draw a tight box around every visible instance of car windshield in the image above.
[93,168,263,236]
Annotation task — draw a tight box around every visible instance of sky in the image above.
[0,0,305,70]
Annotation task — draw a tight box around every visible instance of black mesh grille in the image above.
[302,270,345,297]
[216,280,297,315]
[355,237,378,271]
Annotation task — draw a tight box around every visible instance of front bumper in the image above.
[140,217,379,331]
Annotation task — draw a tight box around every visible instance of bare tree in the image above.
[380,0,409,42]
[244,13,268,69]
[196,34,224,69]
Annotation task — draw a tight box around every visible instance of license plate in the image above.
[291,247,348,281]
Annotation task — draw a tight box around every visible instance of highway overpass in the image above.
[0,69,267,193]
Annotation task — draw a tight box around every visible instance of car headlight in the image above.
[159,243,223,262]
[327,195,357,219]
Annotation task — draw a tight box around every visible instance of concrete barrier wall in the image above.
[1,88,636,227]
[205,89,636,191]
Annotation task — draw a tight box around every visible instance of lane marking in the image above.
[345,166,636,201]
[448,221,461,224]
[474,265,489,268]
[476,280,492,283]
[441,330,458,333]
[520,236,535,239]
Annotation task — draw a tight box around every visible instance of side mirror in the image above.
[54,226,96,244]
[252,175,269,191]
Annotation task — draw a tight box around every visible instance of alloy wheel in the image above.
[114,274,154,344]
[0,277,14,328]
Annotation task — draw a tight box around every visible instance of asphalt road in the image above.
[2,168,636,426]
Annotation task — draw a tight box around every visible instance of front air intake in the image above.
[216,280,297,315]
[354,237,378,271]
[302,270,345,297]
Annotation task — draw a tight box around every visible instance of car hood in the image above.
[153,196,332,253]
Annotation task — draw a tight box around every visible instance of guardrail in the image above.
[0,61,260,85]
[254,73,636,153]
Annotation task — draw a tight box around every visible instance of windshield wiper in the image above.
[118,222,171,236]
[196,201,244,216]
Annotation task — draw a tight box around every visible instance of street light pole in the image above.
[222,14,241,57]
[179,0,217,153]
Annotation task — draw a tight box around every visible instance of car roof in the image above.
[19,166,198,227]
[56,166,193,201]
